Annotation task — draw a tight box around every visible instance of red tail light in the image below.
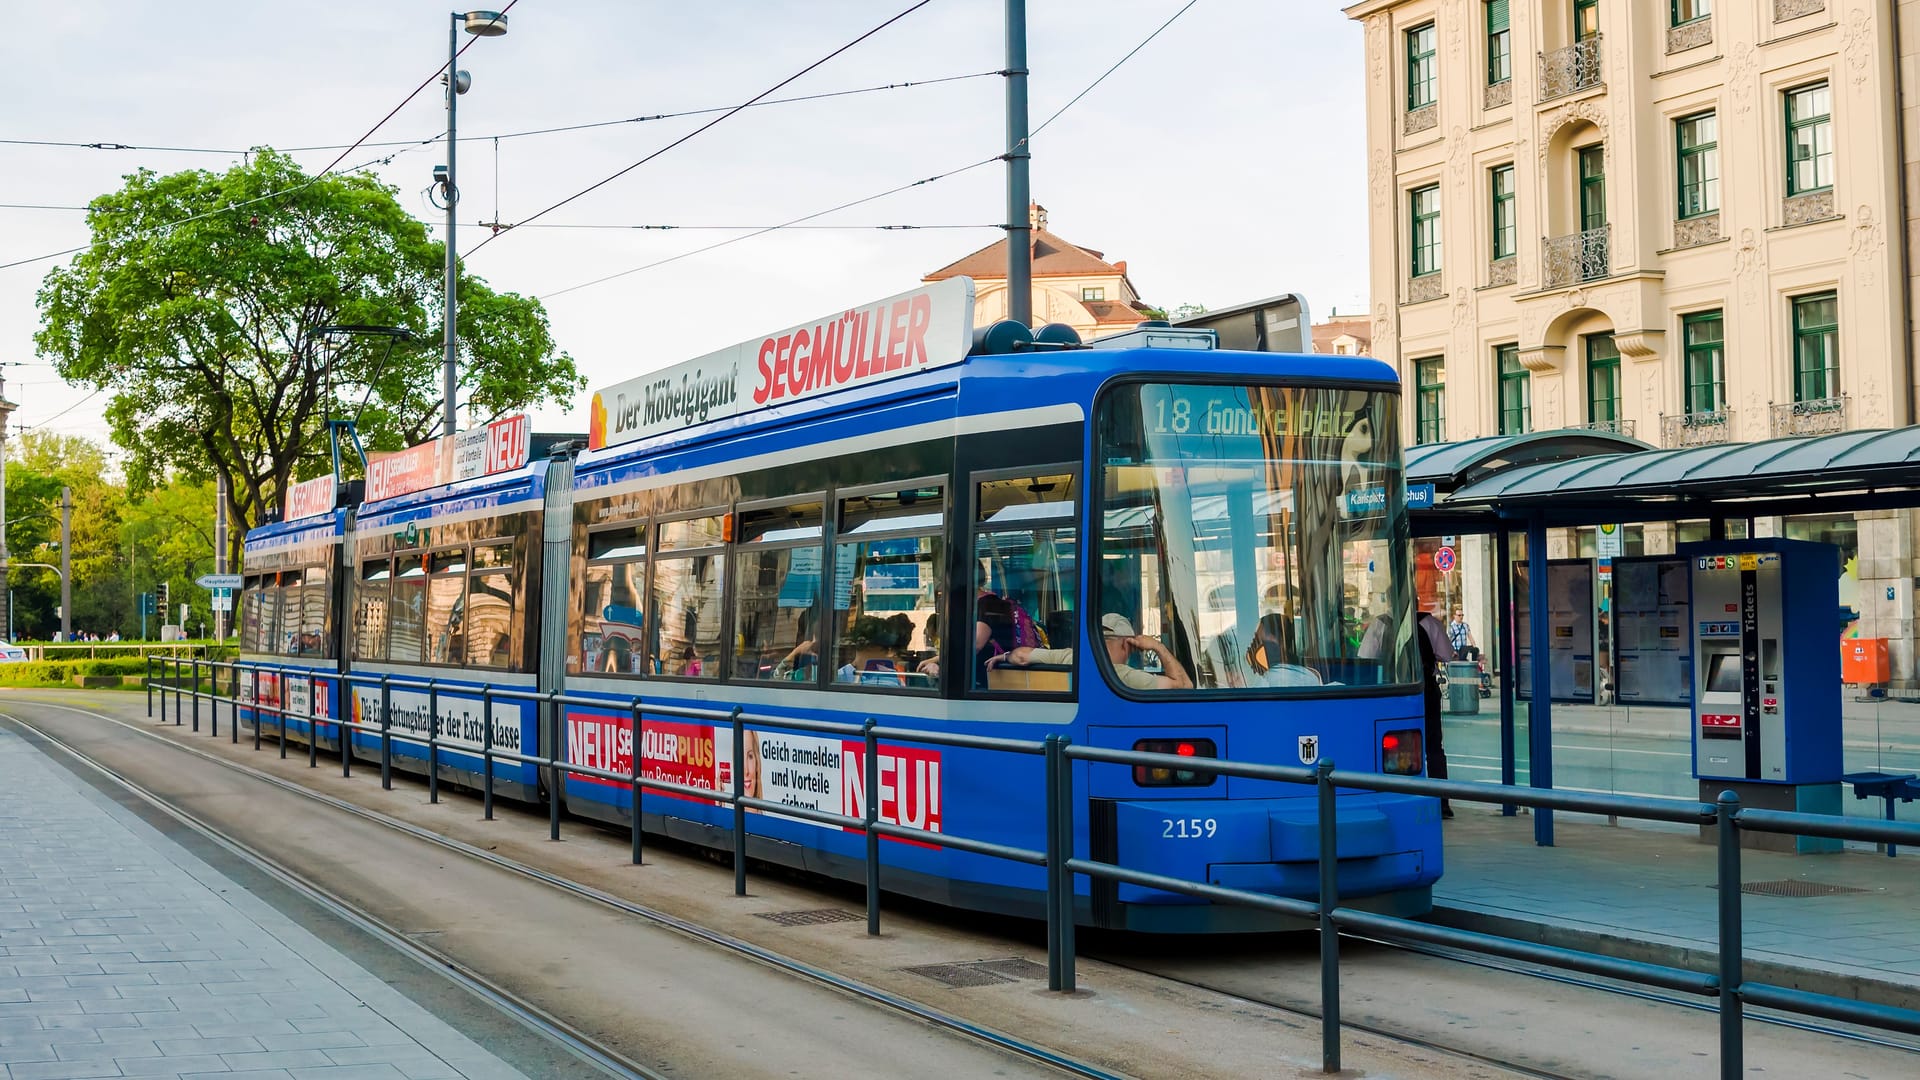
[1133,738,1217,786]
[1382,728,1423,775]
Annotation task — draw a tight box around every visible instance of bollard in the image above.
[481,686,495,821]
[380,676,393,790]
[172,659,183,726]
[427,681,440,804]
[1317,759,1341,1075]
[629,698,644,866]
[250,667,262,752]
[1717,791,1744,1080]
[146,656,154,718]
[191,660,201,732]
[732,708,747,896]
[335,678,347,777]
[864,718,880,936]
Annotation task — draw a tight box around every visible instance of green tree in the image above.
[1,432,126,640]
[35,149,582,560]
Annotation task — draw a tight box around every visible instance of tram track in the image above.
[1,700,1127,1080]
[31,690,1916,1078]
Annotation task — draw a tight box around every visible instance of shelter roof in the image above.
[1438,426,1920,525]
[1406,428,1652,492]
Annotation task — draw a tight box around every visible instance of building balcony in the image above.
[1484,80,1512,110]
[1661,410,1735,449]
[1770,396,1848,438]
[1775,0,1825,21]
[1538,37,1602,103]
[1541,225,1610,288]
[1578,418,1635,437]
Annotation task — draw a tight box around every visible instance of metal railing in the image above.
[1771,395,1849,438]
[1538,36,1603,101]
[1662,409,1736,448]
[144,656,1920,1078]
[1541,225,1610,287]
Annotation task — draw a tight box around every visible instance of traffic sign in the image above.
[1434,546,1457,574]
[211,593,233,612]
[196,573,243,590]
[1597,523,1623,558]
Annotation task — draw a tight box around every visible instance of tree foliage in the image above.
[35,149,582,553]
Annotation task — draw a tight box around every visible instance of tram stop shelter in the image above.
[1408,425,1920,845]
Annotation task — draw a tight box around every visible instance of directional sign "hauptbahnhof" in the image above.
[196,573,243,590]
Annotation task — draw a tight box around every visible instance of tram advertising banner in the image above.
[239,670,332,722]
[346,685,525,754]
[561,711,942,841]
[587,278,976,450]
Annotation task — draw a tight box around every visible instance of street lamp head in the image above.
[461,10,508,36]
[450,69,472,95]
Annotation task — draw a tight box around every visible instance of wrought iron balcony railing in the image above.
[1661,410,1735,449]
[1770,395,1848,438]
[1541,225,1610,288]
[1539,36,1603,102]
[1577,418,1634,437]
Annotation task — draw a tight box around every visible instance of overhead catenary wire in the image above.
[0,4,519,275]
[463,0,942,260]
[529,0,1205,301]
[538,154,1002,301]
[0,70,1003,159]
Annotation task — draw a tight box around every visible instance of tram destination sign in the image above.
[587,277,976,450]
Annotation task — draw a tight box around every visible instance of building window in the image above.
[1792,292,1839,401]
[1081,286,1105,302]
[1672,0,1710,25]
[1497,344,1530,435]
[1786,83,1833,195]
[1676,112,1718,218]
[1486,1,1511,85]
[1683,311,1725,413]
[1490,164,1516,258]
[1415,357,1446,444]
[1579,145,1607,230]
[1587,333,1621,424]
[1410,184,1442,278]
[1574,0,1599,41]
[1406,23,1437,110]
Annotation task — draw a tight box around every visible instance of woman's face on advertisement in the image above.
[742,732,761,793]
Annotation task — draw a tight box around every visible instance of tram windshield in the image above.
[1097,381,1419,693]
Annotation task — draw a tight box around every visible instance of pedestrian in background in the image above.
[1416,609,1454,818]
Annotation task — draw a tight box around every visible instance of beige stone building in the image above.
[1346,0,1920,679]
[925,205,1154,339]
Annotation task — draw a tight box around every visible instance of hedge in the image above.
[0,657,152,687]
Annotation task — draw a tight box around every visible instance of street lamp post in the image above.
[441,10,509,440]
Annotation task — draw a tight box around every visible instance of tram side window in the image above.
[651,514,725,680]
[464,541,518,668]
[733,500,825,683]
[240,574,267,654]
[355,559,390,662]
[835,484,944,691]
[388,552,429,664]
[294,566,331,658]
[581,527,647,676]
[424,549,468,664]
[972,471,1078,694]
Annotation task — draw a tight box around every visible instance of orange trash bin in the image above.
[1843,638,1889,684]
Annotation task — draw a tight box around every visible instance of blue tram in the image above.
[240,277,1441,931]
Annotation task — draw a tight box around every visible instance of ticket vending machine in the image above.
[1681,539,1842,852]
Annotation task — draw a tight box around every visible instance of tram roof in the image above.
[1432,424,1920,526]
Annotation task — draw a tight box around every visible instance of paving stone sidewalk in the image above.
[0,724,527,1080]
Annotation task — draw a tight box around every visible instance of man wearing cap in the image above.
[992,613,1193,690]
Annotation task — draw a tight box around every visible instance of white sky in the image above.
[0,0,1368,449]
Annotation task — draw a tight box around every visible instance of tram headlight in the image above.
[1381,728,1424,775]
[1132,738,1217,786]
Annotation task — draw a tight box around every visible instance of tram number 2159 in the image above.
[1162,817,1219,839]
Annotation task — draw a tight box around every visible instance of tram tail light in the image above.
[1132,738,1217,786]
[1382,728,1424,775]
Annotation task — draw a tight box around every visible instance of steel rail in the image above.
[5,698,1121,1080]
